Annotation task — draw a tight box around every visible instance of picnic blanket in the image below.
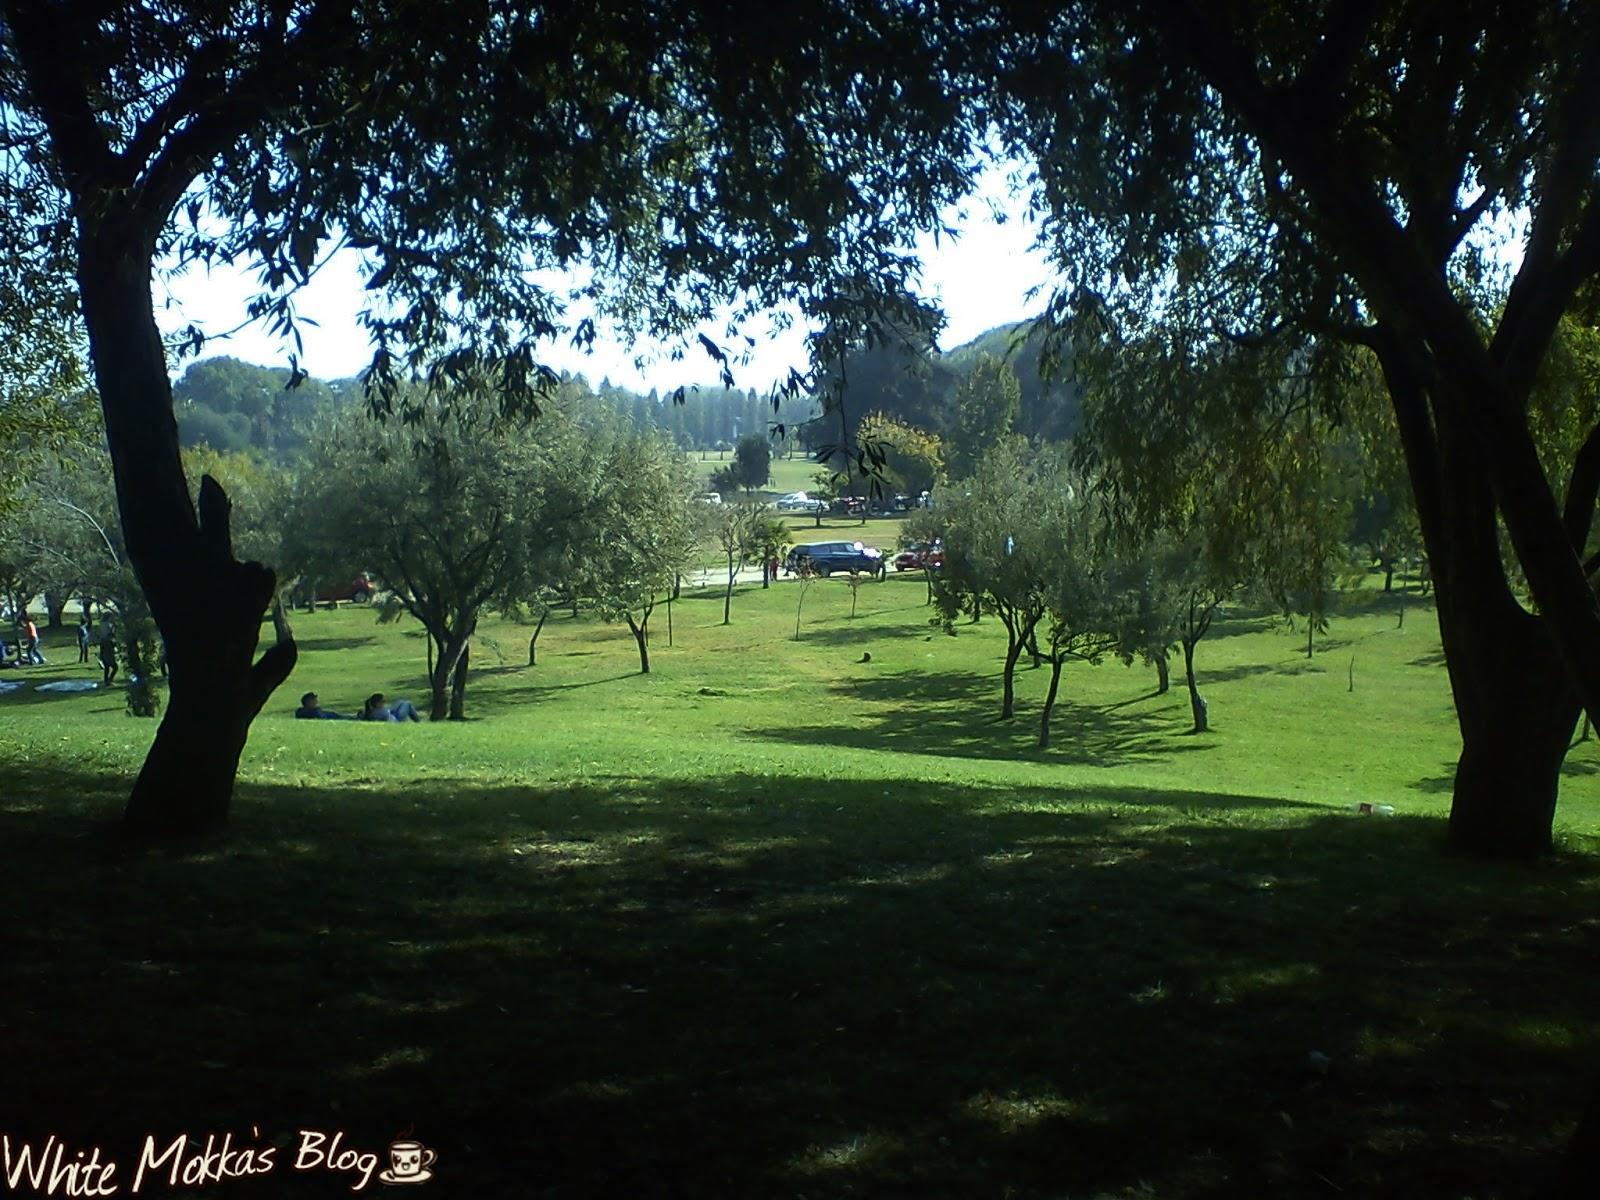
[34,679,100,693]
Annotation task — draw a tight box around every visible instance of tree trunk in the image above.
[526,611,547,666]
[723,555,736,624]
[449,642,468,720]
[1038,654,1065,749]
[1440,604,1576,858]
[429,632,468,721]
[1027,627,1043,668]
[626,612,650,673]
[1182,637,1208,733]
[44,591,66,628]
[1383,350,1579,858]
[1306,620,1314,659]
[76,235,295,835]
[1383,563,1395,592]
[1001,625,1026,720]
[1154,649,1170,694]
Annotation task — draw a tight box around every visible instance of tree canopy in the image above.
[0,0,982,830]
[979,0,1600,858]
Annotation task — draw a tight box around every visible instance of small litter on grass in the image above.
[1349,802,1396,816]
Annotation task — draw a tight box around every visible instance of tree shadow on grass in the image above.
[748,668,1212,767]
[786,621,939,649]
[294,635,378,652]
[461,673,643,716]
[1,761,1595,1198]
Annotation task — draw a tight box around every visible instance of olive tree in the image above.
[0,0,976,832]
[288,387,592,719]
[580,429,700,674]
[982,0,1600,857]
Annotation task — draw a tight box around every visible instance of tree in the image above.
[808,469,843,528]
[931,438,1075,721]
[944,354,1020,481]
[580,428,699,674]
[856,410,944,497]
[0,0,978,833]
[1037,497,1120,750]
[713,501,773,625]
[732,433,772,492]
[983,2,1600,858]
[290,387,590,719]
[1119,531,1243,736]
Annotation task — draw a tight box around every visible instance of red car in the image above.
[894,542,944,571]
[293,573,375,607]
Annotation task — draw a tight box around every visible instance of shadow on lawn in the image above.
[2,763,1596,1199]
[749,667,1208,767]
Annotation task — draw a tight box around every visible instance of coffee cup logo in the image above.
[377,1139,436,1185]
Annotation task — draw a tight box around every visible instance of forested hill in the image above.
[802,317,1080,455]
[172,357,361,458]
[174,317,1071,459]
[171,357,806,459]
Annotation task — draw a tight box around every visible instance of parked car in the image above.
[786,541,885,577]
[697,492,724,505]
[776,491,826,513]
[894,541,944,571]
[292,573,375,607]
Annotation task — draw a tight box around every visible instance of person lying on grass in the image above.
[361,692,422,723]
[294,691,355,720]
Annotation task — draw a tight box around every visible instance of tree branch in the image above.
[1565,418,1600,554]
[1491,13,1600,397]
[2,0,127,185]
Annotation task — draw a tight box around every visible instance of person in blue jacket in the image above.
[294,691,354,720]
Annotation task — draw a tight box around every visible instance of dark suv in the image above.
[786,541,885,577]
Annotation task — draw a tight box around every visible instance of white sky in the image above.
[155,166,1056,393]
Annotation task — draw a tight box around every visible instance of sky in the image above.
[154,166,1057,394]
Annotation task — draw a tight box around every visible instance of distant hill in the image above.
[172,357,808,459]
[800,315,1081,458]
[173,357,360,459]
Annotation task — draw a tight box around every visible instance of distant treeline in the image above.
[172,319,1078,461]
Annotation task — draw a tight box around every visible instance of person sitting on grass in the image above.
[294,691,354,720]
[361,692,422,722]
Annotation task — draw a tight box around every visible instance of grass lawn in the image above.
[690,452,822,495]
[3,577,1598,1197]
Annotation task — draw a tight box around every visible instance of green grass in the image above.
[689,451,822,494]
[3,579,1599,1197]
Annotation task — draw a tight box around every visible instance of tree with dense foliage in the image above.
[856,409,944,497]
[732,433,773,492]
[580,431,700,674]
[289,389,593,719]
[0,0,976,832]
[1036,497,1120,750]
[931,438,1071,720]
[983,1,1600,859]
[944,354,1020,482]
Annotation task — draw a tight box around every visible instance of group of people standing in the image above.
[78,616,123,684]
[0,611,148,687]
